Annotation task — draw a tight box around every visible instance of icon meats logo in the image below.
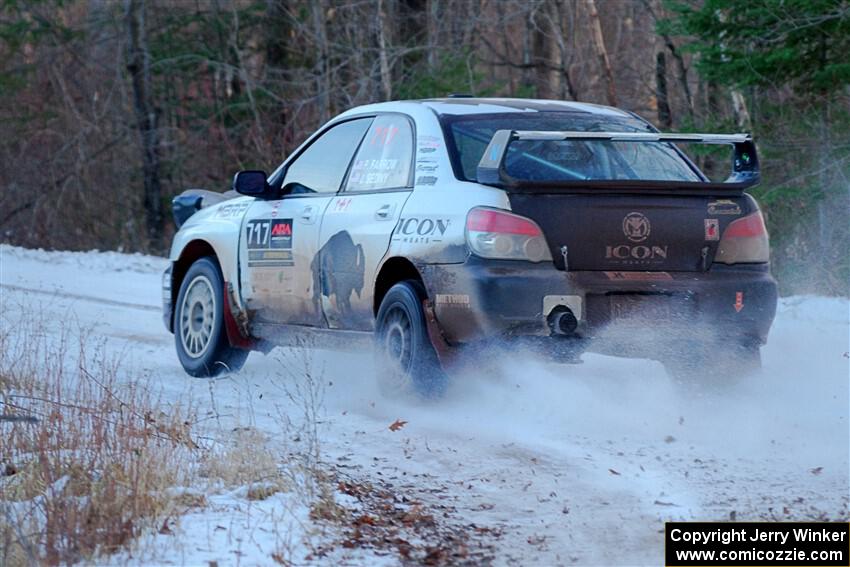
[606,212,668,264]
[622,212,650,242]
[393,217,450,243]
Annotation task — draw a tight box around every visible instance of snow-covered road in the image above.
[1,244,848,566]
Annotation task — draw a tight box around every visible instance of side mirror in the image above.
[233,170,275,198]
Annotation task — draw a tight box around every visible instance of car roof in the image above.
[419,97,633,117]
[338,97,635,119]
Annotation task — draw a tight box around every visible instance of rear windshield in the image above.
[444,113,702,183]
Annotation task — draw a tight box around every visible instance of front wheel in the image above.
[174,257,248,377]
[374,281,446,399]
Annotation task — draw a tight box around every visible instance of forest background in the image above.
[1,0,847,294]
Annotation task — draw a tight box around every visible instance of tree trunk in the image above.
[549,0,578,100]
[642,0,694,121]
[530,6,550,98]
[312,0,331,124]
[703,79,722,179]
[584,0,617,107]
[377,0,392,101]
[426,0,439,71]
[666,38,695,121]
[730,89,751,130]
[125,0,162,251]
[521,7,535,94]
[655,51,672,129]
[818,98,832,261]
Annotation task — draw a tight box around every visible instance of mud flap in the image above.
[422,298,455,370]
[223,282,254,350]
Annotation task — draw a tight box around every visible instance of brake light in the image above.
[467,208,541,236]
[715,210,769,264]
[722,212,767,238]
[466,207,552,262]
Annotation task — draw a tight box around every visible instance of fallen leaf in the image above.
[608,468,621,476]
[354,514,378,526]
[664,435,676,443]
[389,419,408,432]
[810,466,823,475]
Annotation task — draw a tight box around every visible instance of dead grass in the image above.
[271,339,329,501]
[0,305,197,565]
[1,297,438,565]
[198,426,289,499]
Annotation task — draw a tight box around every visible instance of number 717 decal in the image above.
[246,219,293,250]
[246,218,294,267]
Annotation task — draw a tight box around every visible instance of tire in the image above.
[663,340,761,387]
[374,280,446,399]
[174,257,248,377]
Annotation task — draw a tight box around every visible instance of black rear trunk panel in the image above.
[507,192,752,272]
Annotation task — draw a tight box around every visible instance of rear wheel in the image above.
[375,281,446,398]
[174,257,248,377]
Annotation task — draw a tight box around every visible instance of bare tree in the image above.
[377,0,393,101]
[585,0,618,106]
[125,0,163,251]
[312,0,332,124]
[1,0,845,295]
[656,52,672,128]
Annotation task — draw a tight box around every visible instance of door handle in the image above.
[375,204,394,220]
[301,205,316,222]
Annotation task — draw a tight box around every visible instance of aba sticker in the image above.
[270,219,293,249]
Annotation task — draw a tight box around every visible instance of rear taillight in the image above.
[466,207,552,262]
[715,210,770,264]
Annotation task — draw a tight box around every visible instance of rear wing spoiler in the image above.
[476,130,759,195]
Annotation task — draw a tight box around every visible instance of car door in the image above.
[316,114,415,330]
[239,117,373,326]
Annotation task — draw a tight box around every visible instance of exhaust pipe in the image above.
[548,307,578,336]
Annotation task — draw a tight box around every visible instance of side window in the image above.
[283,118,372,195]
[345,115,413,192]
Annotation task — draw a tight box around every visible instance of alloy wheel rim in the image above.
[383,305,413,375]
[179,274,216,359]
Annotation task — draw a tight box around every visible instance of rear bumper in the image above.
[420,258,777,346]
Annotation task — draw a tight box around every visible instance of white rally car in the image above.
[163,97,777,395]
